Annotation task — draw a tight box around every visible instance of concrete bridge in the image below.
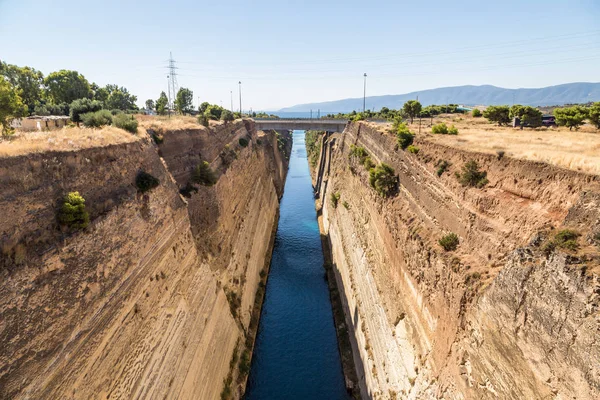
[253,118,348,132]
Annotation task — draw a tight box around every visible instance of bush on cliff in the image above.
[369,163,397,197]
[455,160,488,188]
[221,109,234,124]
[238,137,249,147]
[57,191,90,230]
[407,145,419,154]
[113,113,138,133]
[192,161,217,186]
[436,160,450,176]
[396,123,414,150]
[439,233,459,251]
[543,229,580,254]
[135,171,160,193]
[330,192,341,208]
[198,113,209,127]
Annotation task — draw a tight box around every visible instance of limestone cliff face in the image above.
[313,122,600,399]
[0,120,290,399]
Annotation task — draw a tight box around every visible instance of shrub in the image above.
[363,156,375,170]
[150,131,163,144]
[496,150,505,159]
[593,231,600,248]
[436,160,450,177]
[447,125,458,135]
[554,229,580,251]
[439,233,459,251]
[58,191,90,230]
[407,145,419,154]
[198,114,209,127]
[81,110,113,128]
[135,171,160,193]
[472,109,482,117]
[456,160,488,188]
[69,98,103,123]
[238,137,249,147]
[113,113,138,133]
[330,192,341,208]
[369,163,397,197]
[432,123,448,134]
[349,145,374,169]
[179,182,198,198]
[543,229,580,254]
[397,132,414,150]
[192,161,217,186]
[221,109,234,124]
[343,201,350,209]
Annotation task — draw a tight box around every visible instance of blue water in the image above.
[245,131,349,400]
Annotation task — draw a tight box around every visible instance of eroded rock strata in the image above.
[0,120,291,399]
[312,122,600,400]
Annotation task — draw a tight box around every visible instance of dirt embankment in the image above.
[0,119,291,399]
[313,121,600,400]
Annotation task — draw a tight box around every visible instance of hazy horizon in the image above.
[1,0,599,110]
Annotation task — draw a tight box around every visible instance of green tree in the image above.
[456,160,488,188]
[520,106,543,127]
[403,100,422,123]
[472,109,482,117]
[145,99,155,111]
[483,105,510,126]
[199,101,211,114]
[0,62,44,114]
[175,87,194,115]
[221,109,234,124]
[70,98,103,124]
[588,102,600,130]
[44,70,92,104]
[91,83,109,104]
[0,76,28,135]
[156,92,168,115]
[509,104,526,120]
[104,85,137,111]
[554,106,588,131]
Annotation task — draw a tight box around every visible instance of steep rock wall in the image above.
[314,122,600,399]
[0,120,290,399]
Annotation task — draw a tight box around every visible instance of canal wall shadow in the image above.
[318,219,369,400]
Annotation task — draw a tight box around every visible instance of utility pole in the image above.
[167,52,179,109]
[363,73,367,113]
[230,91,233,112]
[167,75,171,118]
[238,81,242,116]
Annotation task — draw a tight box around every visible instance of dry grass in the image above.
[0,126,139,158]
[137,115,203,131]
[400,115,600,175]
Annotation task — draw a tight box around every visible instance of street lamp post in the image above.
[363,73,367,113]
[238,81,242,116]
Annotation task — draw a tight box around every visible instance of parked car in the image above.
[542,115,557,127]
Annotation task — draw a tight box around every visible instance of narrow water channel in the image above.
[245,131,349,399]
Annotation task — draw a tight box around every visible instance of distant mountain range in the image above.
[278,83,600,113]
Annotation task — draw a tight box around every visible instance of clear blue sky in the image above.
[1,0,599,110]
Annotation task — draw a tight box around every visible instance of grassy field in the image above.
[400,114,600,175]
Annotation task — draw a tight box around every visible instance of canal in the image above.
[245,131,349,399]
